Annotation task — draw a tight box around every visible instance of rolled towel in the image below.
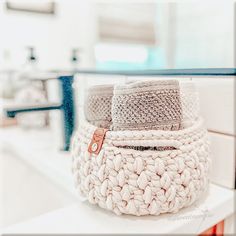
[179,81,200,128]
[84,84,113,129]
[111,80,183,131]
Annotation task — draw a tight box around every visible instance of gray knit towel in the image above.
[84,84,114,129]
[111,80,183,131]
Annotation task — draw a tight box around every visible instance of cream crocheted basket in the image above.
[71,80,211,216]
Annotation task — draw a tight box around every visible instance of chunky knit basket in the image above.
[71,117,210,216]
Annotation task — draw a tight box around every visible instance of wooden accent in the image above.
[200,226,216,235]
[215,220,224,236]
[199,220,224,236]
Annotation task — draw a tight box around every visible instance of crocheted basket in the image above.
[71,118,210,216]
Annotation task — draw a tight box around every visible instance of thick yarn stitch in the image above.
[84,84,114,129]
[111,80,182,131]
[71,118,210,216]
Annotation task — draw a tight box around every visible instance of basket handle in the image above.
[111,139,182,149]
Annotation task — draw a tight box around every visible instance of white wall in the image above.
[0,0,97,71]
[174,2,234,68]
[156,2,234,69]
[0,1,234,71]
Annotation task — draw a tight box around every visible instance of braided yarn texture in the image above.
[71,119,210,216]
[84,84,113,129]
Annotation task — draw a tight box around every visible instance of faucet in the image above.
[4,75,75,151]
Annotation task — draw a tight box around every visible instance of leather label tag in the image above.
[88,128,108,155]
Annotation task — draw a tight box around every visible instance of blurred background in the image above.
[0,0,233,72]
[0,0,235,232]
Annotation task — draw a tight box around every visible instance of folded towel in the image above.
[84,84,114,129]
[112,80,182,131]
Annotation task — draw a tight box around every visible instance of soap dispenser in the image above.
[14,47,48,128]
[15,47,39,89]
[70,48,79,72]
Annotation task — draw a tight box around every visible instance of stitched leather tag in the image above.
[88,128,108,155]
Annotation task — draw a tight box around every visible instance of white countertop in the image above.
[1,127,235,234]
[2,184,234,235]
[0,126,75,195]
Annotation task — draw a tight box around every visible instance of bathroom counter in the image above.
[0,126,75,195]
[1,127,235,234]
[2,184,234,235]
